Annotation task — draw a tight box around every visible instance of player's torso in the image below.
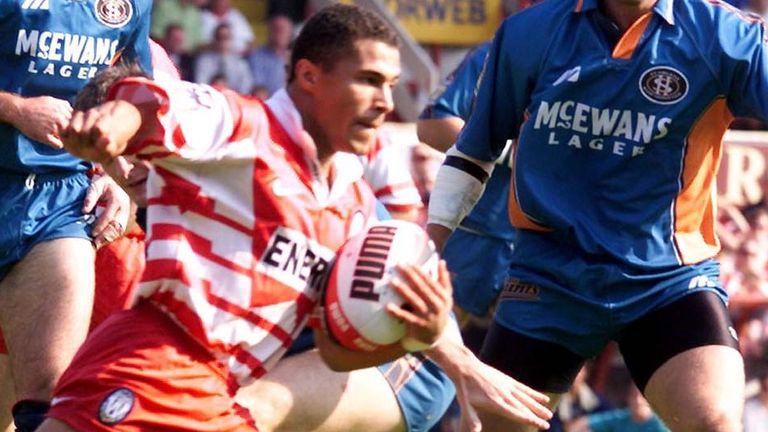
[0,0,149,173]
[512,8,726,265]
[141,107,375,384]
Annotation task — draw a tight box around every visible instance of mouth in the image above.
[355,117,383,130]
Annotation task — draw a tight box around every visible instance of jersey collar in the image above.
[574,0,675,26]
[265,89,364,205]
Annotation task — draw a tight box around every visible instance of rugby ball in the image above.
[324,220,439,352]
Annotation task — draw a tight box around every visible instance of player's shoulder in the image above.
[502,0,575,33]
[131,0,154,14]
[496,0,575,55]
[677,0,766,31]
[676,0,767,52]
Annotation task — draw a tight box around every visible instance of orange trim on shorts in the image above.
[673,98,732,264]
[612,12,654,60]
[574,0,584,12]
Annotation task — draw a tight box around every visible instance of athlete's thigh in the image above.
[0,238,94,400]
[0,354,14,432]
[619,291,744,431]
[644,346,743,431]
[478,321,581,432]
[238,349,405,432]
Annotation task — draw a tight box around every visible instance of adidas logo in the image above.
[21,0,49,10]
[553,66,581,86]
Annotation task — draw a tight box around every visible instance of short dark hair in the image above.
[288,4,399,83]
[74,61,148,111]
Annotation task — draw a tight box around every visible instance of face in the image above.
[307,39,400,157]
[269,16,293,50]
[211,0,229,14]
[103,157,151,207]
[214,27,233,53]
[167,28,186,53]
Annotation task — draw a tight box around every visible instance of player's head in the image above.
[74,61,147,110]
[287,4,401,158]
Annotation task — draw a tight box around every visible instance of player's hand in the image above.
[16,96,73,149]
[61,100,142,164]
[386,261,453,350]
[429,342,552,431]
[84,175,131,249]
[455,359,552,431]
[426,223,452,254]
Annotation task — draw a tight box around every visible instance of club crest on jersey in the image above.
[639,66,688,105]
[94,0,133,28]
[98,388,135,425]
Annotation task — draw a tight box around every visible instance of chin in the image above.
[347,133,376,155]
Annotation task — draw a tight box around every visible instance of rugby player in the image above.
[428,0,757,430]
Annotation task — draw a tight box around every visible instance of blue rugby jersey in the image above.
[420,42,516,242]
[0,0,152,174]
[456,0,768,268]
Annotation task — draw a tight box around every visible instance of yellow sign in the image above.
[382,0,502,45]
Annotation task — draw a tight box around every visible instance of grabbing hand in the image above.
[84,175,131,249]
[386,261,453,350]
[16,96,73,149]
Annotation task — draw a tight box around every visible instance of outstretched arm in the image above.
[60,99,148,164]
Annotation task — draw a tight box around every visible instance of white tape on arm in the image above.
[427,146,493,231]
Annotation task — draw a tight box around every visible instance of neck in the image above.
[602,0,656,31]
[286,86,334,181]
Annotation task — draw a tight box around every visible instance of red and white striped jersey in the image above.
[360,128,422,215]
[108,78,377,387]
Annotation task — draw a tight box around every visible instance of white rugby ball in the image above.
[324,220,439,352]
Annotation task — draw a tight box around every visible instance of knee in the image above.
[236,384,293,432]
[697,411,742,432]
[671,408,742,432]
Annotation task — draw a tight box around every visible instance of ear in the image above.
[293,58,321,93]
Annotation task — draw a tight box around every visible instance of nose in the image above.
[375,83,395,114]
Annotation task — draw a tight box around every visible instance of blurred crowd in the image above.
[149,1,768,431]
[151,0,298,98]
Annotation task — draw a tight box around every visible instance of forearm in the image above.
[417,118,465,153]
[424,317,473,377]
[314,328,409,372]
[0,91,23,127]
[427,146,493,231]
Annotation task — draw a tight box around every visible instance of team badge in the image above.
[639,66,688,105]
[94,0,133,28]
[98,388,135,425]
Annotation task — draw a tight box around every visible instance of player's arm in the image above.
[425,334,553,431]
[712,10,768,122]
[363,142,423,223]
[0,91,72,149]
[60,98,149,164]
[417,42,489,152]
[417,117,466,152]
[316,262,453,371]
[426,23,531,252]
[65,73,263,164]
